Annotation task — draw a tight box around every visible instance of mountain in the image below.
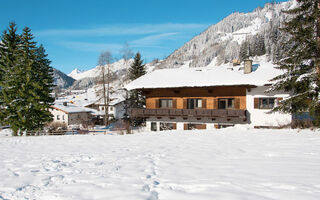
[67,59,133,90]
[53,68,75,89]
[69,59,132,81]
[157,0,295,69]
[68,68,83,79]
[67,1,294,90]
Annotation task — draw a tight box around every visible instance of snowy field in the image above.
[0,128,319,200]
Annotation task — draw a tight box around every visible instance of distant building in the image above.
[125,59,292,131]
[50,102,101,127]
[85,99,126,120]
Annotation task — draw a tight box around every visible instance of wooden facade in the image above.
[144,86,247,110]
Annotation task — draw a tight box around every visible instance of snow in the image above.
[0,128,319,199]
[230,17,263,45]
[68,68,83,78]
[52,102,104,115]
[265,11,273,21]
[69,59,132,80]
[0,128,12,137]
[57,86,125,109]
[125,56,284,90]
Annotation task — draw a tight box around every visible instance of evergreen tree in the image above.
[0,23,55,135]
[129,52,146,81]
[0,22,24,135]
[239,40,250,61]
[127,52,146,126]
[32,44,55,130]
[271,0,320,125]
[20,27,40,132]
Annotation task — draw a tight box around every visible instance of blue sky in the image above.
[0,0,285,74]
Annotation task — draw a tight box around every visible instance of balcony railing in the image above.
[130,108,247,121]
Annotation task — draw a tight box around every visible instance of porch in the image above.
[131,108,247,123]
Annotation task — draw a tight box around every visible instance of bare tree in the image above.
[120,42,134,83]
[96,51,113,126]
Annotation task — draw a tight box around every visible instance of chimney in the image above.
[63,102,68,106]
[244,59,253,74]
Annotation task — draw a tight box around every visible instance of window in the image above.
[110,107,113,111]
[57,115,60,120]
[185,123,206,130]
[151,122,157,131]
[259,98,275,109]
[62,115,65,120]
[217,124,234,129]
[101,107,104,111]
[218,98,234,109]
[187,99,202,109]
[160,123,175,131]
[159,99,173,108]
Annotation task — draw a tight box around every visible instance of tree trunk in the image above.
[106,63,110,125]
[102,66,108,127]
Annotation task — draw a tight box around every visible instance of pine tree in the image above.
[126,52,146,127]
[20,27,40,132]
[0,23,55,135]
[271,0,320,125]
[0,22,24,135]
[128,52,146,109]
[239,40,249,61]
[129,52,146,81]
[32,44,55,130]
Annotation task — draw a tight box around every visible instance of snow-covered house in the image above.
[125,59,292,131]
[50,102,94,127]
[85,99,126,120]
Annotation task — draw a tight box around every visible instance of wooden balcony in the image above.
[130,108,247,122]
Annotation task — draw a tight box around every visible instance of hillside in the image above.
[157,0,295,69]
[52,68,75,89]
[65,1,294,93]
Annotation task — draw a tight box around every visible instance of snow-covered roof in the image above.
[125,60,284,90]
[52,102,103,115]
[83,97,125,107]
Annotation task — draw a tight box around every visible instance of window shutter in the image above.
[214,98,218,109]
[155,99,160,108]
[201,124,207,129]
[172,99,177,108]
[254,98,259,109]
[235,98,240,109]
[183,99,187,109]
[184,123,188,130]
[202,99,207,109]
[172,123,177,130]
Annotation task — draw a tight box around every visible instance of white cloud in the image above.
[35,23,208,37]
[131,32,180,47]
